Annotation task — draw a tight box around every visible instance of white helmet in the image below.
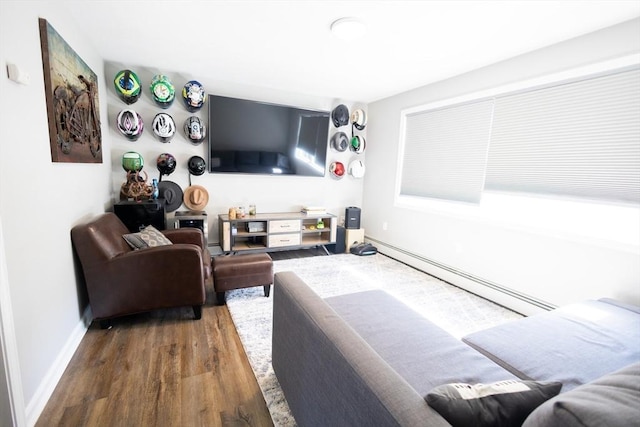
[351,109,367,130]
[349,159,365,178]
[152,113,176,143]
[116,109,144,141]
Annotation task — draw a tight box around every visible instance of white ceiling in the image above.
[64,0,640,103]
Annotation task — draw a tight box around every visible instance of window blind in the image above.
[400,100,494,204]
[398,66,640,206]
[486,67,640,204]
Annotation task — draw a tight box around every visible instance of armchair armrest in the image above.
[162,228,206,248]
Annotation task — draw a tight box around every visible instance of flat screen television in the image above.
[208,95,330,177]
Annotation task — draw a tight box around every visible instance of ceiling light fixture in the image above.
[330,17,366,41]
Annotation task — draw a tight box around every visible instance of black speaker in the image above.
[345,207,361,229]
[327,226,346,254]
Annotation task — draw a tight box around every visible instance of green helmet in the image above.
[114,70,141,104]
[122,151,144,172]
[150,74,175,109]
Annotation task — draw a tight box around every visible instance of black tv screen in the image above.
[208,95,330,176]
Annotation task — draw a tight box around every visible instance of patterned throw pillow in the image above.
[123,225,173,250]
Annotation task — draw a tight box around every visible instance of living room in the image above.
[1,1,639,426]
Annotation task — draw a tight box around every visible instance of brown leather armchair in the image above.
[71,212,211,328]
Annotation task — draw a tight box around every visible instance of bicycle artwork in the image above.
[39,18,102,163]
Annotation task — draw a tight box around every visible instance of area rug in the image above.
[225,253,523,426]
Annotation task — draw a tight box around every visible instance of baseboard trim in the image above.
[25,306,91,426]
[366,237,556,316]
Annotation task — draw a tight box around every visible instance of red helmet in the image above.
[329,161,345,179]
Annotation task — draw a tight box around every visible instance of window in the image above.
[401,100,494,204]
[398,59,640,207]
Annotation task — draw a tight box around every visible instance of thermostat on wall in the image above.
[6,63,30,85]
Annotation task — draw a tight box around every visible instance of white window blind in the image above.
[486,68,640,204]
[400,100,494,204]
[399,65,640,206]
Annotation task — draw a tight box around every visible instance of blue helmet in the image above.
[182,80,206,112]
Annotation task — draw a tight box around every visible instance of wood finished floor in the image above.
[36,277,273,427]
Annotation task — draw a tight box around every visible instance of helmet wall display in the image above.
[122,151,144,172]
[351,109,367,130]
[188,156,206,176]
[116,109,144,141]
[182,80,206,112]
[152,113,176,143]
[331,104,349,128]
[329,161,345,179]
[114,69,142,104]
[183,116,206,144]
[157,153,177,176]
[150,74,175,109]
[331,132,349,152]
[350,135,366,154]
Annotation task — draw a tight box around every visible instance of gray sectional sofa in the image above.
[271,271,640,426]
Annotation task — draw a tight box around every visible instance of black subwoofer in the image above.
[345,206,361,229]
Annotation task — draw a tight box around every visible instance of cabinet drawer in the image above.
[269,219,301,233]
[268,233,301,248]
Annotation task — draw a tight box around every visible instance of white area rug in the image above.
[225,253,523,426]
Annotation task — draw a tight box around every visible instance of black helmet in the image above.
[183,116,206,144]
[331,104,349,128]
[157,153,177,176]
[188,156,206,176]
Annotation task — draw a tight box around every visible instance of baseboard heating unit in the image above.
[365,236,555,315]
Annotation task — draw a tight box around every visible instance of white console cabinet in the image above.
[219,212,337,253]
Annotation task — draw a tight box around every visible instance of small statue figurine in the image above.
[151,178,159,199]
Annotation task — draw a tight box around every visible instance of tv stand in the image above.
[218,212,337,254]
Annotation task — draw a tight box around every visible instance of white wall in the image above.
[104,62,365,243]
[0,2,109,424]
[363,18,640,315]
[0,2,365,424]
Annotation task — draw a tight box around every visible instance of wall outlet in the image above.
[382,221,388,231]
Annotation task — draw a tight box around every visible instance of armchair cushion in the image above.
[123,225,173,249]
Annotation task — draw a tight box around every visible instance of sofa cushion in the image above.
[462,299,640,391]
[522,362,640,427]
[123,225,173,250]
[426,379,562,427]
[325,290,517,397]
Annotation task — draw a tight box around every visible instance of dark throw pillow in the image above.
[425,379,562,427]
[522,362,640,427]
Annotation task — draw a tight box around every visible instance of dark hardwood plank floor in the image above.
[36,278,273,427]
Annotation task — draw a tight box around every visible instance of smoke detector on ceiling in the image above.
[330,17,366,41]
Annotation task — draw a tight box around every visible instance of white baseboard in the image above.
[25,307,91,427]
[368,238,554,317]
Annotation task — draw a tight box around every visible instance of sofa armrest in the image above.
[272,271,450,427]
[85,244,206,319]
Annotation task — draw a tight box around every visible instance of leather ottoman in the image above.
[212,253,274,305]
